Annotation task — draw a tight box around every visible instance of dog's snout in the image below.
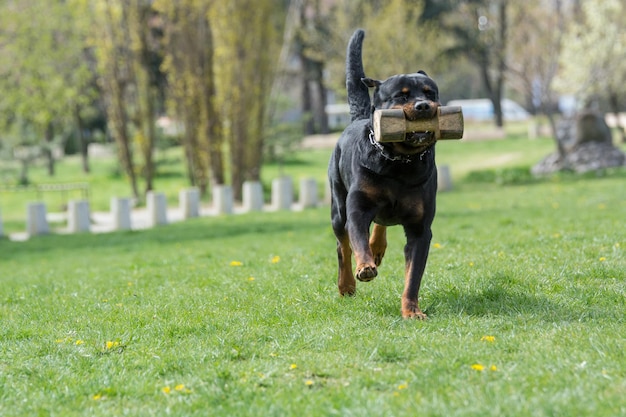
[414,101,431,113]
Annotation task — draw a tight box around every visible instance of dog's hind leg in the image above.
[330,175,356,296]
[369,223,387,267]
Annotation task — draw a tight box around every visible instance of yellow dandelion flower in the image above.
[480,336,495,342]
[290,364,298,369]
[490,365,498,371]
[471,364,485,371]
[469,261,474,267]
[105,341,120,350]
[93,394,103,401]
[271,256,281,264]
[175,384,186,391]
[162,386,171,394]
[433,243,442,249]
[230,261,243,266]
[248,277,255,281]
[305,379,314,386]
[75,340,84,345]
[397,383,408,390]
[599,257,606,262]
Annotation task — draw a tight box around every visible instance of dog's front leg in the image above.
[335,233,356,296]
[401,226,432,319]
[346,193,378,282]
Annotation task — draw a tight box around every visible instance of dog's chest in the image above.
[373,188,427,226]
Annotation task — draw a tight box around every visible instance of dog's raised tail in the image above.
[346,29,370,122]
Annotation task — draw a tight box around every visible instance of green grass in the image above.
[1,169,625,415]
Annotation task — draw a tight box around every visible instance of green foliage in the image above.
[557,0,626,101]
[465,165,536,185]
[0,1,97,142]
[264,95,305,163]
[1,174,625,416]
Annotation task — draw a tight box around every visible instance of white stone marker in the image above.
[111,197,132,231]
[147,191,168,227]
[68,200,91,233]
[272,176,293,211]
[324,178,332,205]
[213,185,234,215]
[299,178,318,209]
[438,165,453,192]
[242,181,264,212]
[26,202,49,236]
[180,187,200,219]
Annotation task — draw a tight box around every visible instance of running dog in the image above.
[328,29,441,319]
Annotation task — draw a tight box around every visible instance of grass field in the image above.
[1,132,625,415]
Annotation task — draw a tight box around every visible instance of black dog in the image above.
[328,29,440,319]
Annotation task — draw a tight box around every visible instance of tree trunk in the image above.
[44,122,55,176]
[100,0,140,201]
[134,3,157,195]
[19,159,30,186]
[302,67,314,135]
[313,61,329,134]
[494,1,507,128]
[230,122,246,201]
[75,106,90,174]
[201,17,225,188]
[109,78,140,200]
[608,92,625,143]
[474,2,507,128]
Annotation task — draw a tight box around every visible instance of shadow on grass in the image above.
[424,276,619,323]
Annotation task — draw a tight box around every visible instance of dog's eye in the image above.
[393,92,409,102]
[424,89,437,100]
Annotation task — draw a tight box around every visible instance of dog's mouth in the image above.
[404,131,435,147]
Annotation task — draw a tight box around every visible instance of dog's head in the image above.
[363,71,440,153]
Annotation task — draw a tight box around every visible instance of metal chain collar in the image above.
[368,128,431,163]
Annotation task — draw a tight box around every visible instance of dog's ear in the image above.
[361,77,381,88]
[417,70,429,76]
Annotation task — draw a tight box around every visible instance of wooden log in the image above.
[373,106,464,142]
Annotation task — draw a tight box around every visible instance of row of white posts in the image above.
[0,177,321,240]
[1,167,452,240]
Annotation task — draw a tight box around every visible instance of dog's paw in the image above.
[356,264,377,282]
[339,285,356,296]
[402,302,427,320]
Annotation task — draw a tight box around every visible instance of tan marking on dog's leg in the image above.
[369,223,387,267]
[337,235,356,296]
[401,258,427,319]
